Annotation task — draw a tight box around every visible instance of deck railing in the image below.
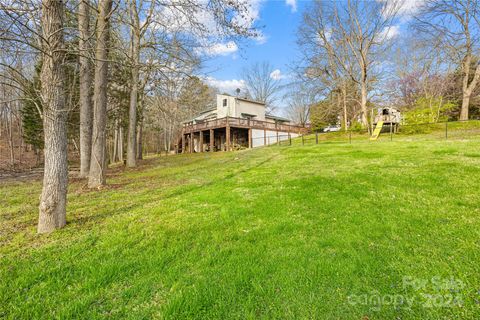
[183,117,308,134]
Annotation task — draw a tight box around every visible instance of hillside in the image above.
[1,138,480,319]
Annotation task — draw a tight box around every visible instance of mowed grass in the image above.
[1,137,480,319]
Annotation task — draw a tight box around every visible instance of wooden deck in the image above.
[183,116,308,134]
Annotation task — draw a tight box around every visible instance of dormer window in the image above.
[223,98,227,107]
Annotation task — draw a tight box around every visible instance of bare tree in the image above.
[78,0,93,177]
[298,0,401,130]
[415,0,480,120]
[37,0,68,233]
[88,0,113,188]
[285,86,312,126]
[241,61,283,112]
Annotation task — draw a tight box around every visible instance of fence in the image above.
[2,119,479,176]
[289,120,480,146]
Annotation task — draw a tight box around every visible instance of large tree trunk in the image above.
[360,80,368,130]
[38,0,68,233]
[78,0,93,178]
[126,30,140,167]
[460,58,480,121]
[88,0,113,188]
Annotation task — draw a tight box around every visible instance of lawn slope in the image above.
[1,139,480,319]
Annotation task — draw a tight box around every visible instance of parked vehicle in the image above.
[323,125,341,132]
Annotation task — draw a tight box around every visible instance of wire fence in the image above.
[254,119,480,148]
[2,120,479,177]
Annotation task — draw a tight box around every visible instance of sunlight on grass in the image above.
[1,138,480,319]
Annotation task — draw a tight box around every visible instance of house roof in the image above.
[235,97,266,106]
[265,114,290,122]
[183,108,217,124]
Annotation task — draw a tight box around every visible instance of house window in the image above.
[223,99,227,107]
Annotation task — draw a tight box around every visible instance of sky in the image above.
[199,0,424,111]
[201,0,308,96]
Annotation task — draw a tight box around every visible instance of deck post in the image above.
[263,129,267,146]
[248,128,252,148]
[226,116,231,151]
[181,134,185,154]
[199,131,204,152]
[189,133,193,153]
[209,129,214,152]
[226,126,231,151]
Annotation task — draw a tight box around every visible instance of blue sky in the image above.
[202,0,308,94]
[199,0,423,112]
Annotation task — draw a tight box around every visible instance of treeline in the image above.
[0,0,257,233]
[289,0,480,131]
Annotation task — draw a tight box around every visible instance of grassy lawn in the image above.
[1,137,480,319]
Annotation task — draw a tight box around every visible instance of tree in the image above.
[38,0,68,233]
[415,0,480,120]
[241,61,282,112]
[88,0,113,188]
[298,0,401,131]
[78,0,93,178]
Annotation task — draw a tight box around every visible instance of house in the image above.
[178,94,307,153]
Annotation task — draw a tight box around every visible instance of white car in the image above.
[323,125,341,132]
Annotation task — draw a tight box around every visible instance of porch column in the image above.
[189,133,193,153]
[181,134,185,154]
[226,125,231,151]
[209,129,214,152]
[248,128,252,148]
[199,131,204,152]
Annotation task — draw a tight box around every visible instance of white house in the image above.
[180,94,306,152]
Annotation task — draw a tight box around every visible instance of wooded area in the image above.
[0,0,256,232]
[291,0,480,130]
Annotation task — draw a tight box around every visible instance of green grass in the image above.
[1,137,480,319]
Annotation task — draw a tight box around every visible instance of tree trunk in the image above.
[360,80,368,130]
[460,93,470,121]
[88,0,113,188]
[113,119,118,162]
[342,84,348,131]
[126,30,140,167]
[7,111,14,167]
[118,125,124,163]
[137,118,143,160]
[38,0,68,233]
[78,0,93,178]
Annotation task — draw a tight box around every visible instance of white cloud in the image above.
[156,0,265,54]
[285,0,297,13]
[398,0,425,18]
[198,41,238,56]
[378,0,425,20]
[205,76,246,93]
[380,25,400,40]
[254,33,268,45]
[270,69,287,80]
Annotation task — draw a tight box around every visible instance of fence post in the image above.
[302,134,304,146]
[349,130,352,144]
[315,131,318,144]
[390,122,393,141]
[445,122,448,140]
[289,133,291,145]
